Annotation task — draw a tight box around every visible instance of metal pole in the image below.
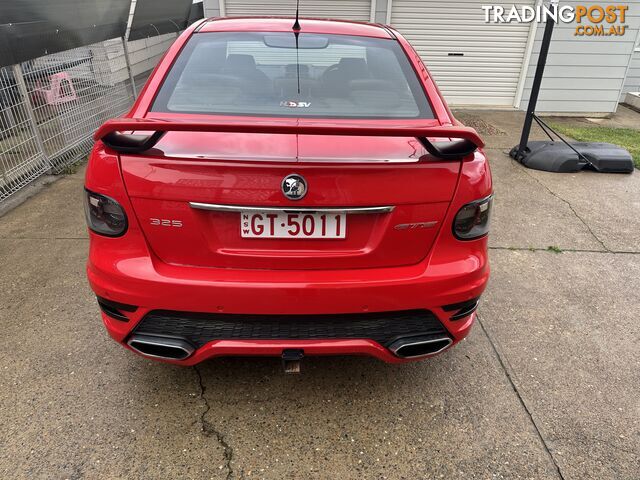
[12,63,52,170]
[513,0,557,160]
[122,36,138,99]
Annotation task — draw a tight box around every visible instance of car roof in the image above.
[197,17,393,39]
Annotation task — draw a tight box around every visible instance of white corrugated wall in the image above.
[519,0,640,114]
[222,0,372,21]
[202,0,640,113]
[390,0,536,106]
[621,47,640,100]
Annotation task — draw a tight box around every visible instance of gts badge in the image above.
[394,221,438,230]
[150,218,183,227]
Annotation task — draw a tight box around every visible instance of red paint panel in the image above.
[85,18,492,364]
[120,146,459,269]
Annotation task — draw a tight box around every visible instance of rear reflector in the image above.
[442,297,480,321]
[97,296,137,322]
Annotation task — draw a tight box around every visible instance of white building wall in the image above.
[205,0,640,114]
[94,0,183,86]
[204,0,221,17]
[519,0,640,114]
[621,48,640,99]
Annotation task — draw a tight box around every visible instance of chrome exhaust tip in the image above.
[388,335,453,359]
[127,335,195,361]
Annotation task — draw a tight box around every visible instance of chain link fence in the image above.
[0,66,51,198]
[0,32,177,202]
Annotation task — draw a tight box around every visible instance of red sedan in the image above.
[85,17,492,369]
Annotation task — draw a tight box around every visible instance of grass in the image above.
[547,245,563,254]
[60,161,83,175]
[548,123,640,169]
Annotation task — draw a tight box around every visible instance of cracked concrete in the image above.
[188,331,561,479]
[523,168,640,253]
[517,167,611,253]
[487,148,609,252]
[195,365,235,480]
[1,108,639,479]
[476,314,566,480]
[480,250,640,479]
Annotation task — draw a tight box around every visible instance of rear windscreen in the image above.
[151,32,433,119]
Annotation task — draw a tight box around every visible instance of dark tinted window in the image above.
[151,32,433,119]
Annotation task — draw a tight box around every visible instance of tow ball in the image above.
[282,349,304,374]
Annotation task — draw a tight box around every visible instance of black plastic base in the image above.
[510,141,634,173]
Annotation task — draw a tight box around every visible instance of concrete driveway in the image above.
[0,111,638,479]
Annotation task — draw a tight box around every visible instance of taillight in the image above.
[453,195,493,240]
[84,189,128,237]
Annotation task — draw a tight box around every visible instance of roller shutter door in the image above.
[223,0,372,22]
[391,0,534,106]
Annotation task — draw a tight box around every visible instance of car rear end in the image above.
[85,18,492,366]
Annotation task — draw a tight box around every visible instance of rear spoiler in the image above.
[94,118,484,160]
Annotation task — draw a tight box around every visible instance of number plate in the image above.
[240,211,346,239]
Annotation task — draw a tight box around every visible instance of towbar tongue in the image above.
[282,349,304,374]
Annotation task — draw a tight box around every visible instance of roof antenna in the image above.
[293,0,301,94]
[292,0,301,31]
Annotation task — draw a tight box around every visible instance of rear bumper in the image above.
[124,337,465,365]
[87,229,489,364]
